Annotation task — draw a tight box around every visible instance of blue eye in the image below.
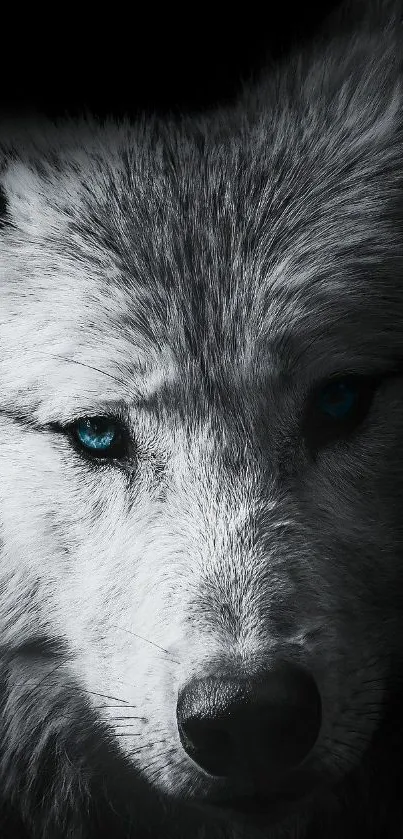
[72,416,125,458]
[303,374,380,452]
[316,380,357,419]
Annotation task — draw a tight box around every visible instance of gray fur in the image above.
[1,0,403,836]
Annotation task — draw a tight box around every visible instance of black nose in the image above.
[176,660,321,780]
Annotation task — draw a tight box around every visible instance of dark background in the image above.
[2,3,342,120]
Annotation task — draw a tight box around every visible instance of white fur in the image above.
[1,1,403,837]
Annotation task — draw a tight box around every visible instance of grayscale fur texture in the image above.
[1,0,403,836]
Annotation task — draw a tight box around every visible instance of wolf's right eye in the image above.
[70,416,128,460]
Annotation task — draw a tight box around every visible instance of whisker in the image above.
[81,689,131,705]
[16,659,67,700]
[114,732,144,737]
[109,624,180,664]
[8,675,134,710]
[56,357,129,390]
[130,738,168,754]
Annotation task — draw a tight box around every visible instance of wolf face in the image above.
[1,3,403,838]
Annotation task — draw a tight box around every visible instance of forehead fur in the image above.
[1,0,403,414]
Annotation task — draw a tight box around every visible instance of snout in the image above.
[176,659,322,789]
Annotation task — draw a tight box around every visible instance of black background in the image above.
[1,3,342,120]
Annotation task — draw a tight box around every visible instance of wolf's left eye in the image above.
[302,375,380,450]
[317,379,358,419]
[71,416,128,459]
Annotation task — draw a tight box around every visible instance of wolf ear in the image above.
[0,121,54,235]
[0,182,10,229]
[0,159,54,237]
[0,143,19,231]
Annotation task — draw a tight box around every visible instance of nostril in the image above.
[177,675,249,776]
[178,717,234,776]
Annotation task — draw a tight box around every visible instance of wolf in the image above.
[1,1,403,837]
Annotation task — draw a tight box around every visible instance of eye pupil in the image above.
[318,381,356,419]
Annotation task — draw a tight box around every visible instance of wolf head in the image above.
[0,3,403,838]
